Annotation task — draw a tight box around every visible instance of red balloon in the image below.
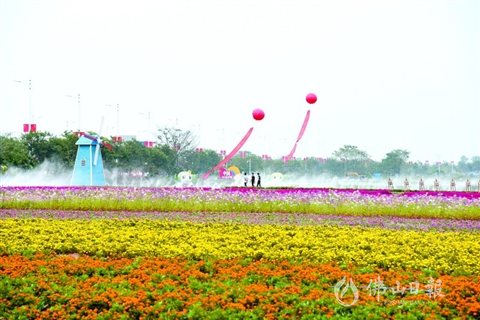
[306,93,317,104]
[252,109,265,121]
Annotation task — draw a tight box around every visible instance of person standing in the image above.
[419,178,425,190]
[243,172,248,187]
[450,179,456,191]
[251,173,255,187]
[256,173,261,187]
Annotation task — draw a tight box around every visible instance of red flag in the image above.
[23,124,29,132]
[30,124,36,132]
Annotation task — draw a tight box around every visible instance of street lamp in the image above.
[215,128,225,151]
[66,121,75,131]
[139,111,151,144]
[106,126,116,136]
[66,94,81,131]
[247,159,252,174]
[107,104,120,141]
[14,79,32,126]
[32,115,43,126]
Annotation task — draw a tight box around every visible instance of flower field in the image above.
[1,186,480,319]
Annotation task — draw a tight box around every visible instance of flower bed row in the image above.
[1,254,479,319]
[1,186,479,318]
[1,219,479,275]
[1,187,480,219]
[2,209,480,232]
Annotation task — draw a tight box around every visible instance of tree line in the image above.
[1,128,479,179]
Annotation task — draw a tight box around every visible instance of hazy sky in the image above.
[1,0,479,162]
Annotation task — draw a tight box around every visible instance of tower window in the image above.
[81,158,86,166]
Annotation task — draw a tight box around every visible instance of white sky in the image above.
[1,0,479,162]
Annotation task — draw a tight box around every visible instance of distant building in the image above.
[112,135,137,142]
[120,135,136,141]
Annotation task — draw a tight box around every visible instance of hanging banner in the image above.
[285,143,297,162]
[203,127,254,179]
[284,110,310,162]
[295,110,310,143]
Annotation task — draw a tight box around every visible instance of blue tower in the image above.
[71,134,113,186]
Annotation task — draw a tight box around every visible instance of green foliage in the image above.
[20,131,57,166]
[2,130,480,179]
[381,149,410,176]
[333,145,371,174]
[50,131,79,167]
[0,134,35,169]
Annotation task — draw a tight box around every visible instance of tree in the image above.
[471,156,480,173]
[180,149,222,175]
[332,145,370,174]
[114,140,149,173]
[145,147,169,176]
[0,134,35,169]
[50,131,79,167]
[156,144,181,176]
[156,126,198,151]
[227,153,264,175]
[381,149,410,176]
[156,126,199,171]
[458,156,469,174]
[20,131,56,166]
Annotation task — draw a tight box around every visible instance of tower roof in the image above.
[75,135,98,146]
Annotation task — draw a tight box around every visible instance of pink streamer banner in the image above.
[285,110,311,162]
[202,127,254,179]
[296,110,310,143]
[285,143,297,162]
